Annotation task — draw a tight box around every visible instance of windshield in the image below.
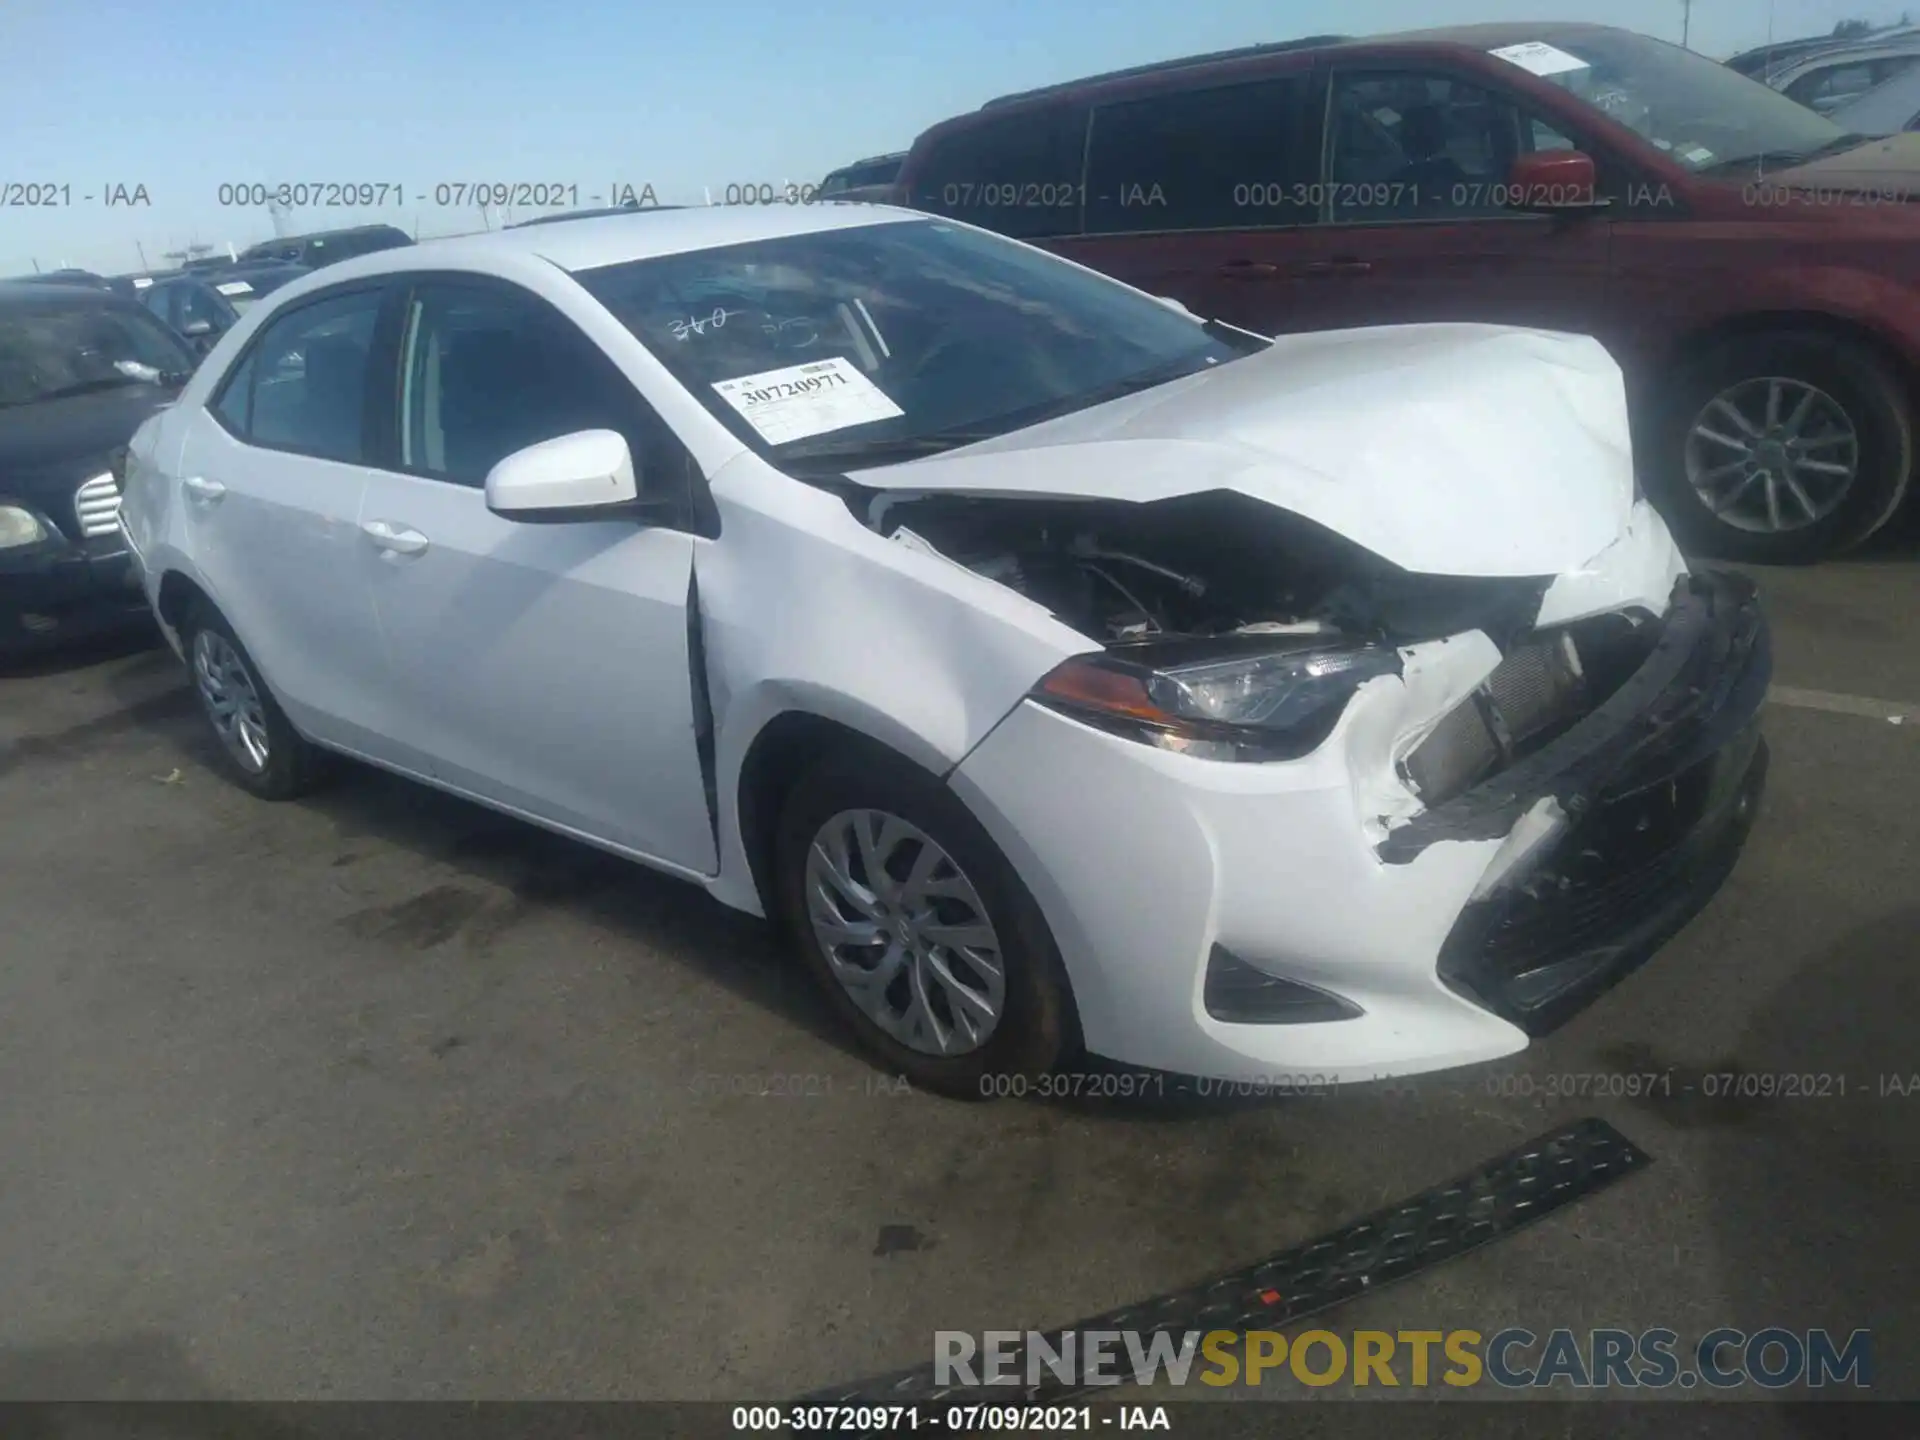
[0,302,195,407]
[576,218,1259,473]
[1491,30,1851,174]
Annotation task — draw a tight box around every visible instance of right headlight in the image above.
[1032,637,1404,763]
[0,504,50,550]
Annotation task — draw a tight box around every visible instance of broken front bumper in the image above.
[948,569,1769,1084]
[1414,569,1771,1035]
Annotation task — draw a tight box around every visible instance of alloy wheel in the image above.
[1684,376,1860,534]
[804,808,1006,1056]
[191,629,271,774]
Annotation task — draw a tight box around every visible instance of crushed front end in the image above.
[1389,568,1770,1037]
[939,494,1770,1083]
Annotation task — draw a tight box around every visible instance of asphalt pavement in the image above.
[2,534,1916,1425]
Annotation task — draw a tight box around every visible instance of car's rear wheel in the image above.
[1647,332,1913,563]
[181,602,323,800]
[772,745,1077,1099]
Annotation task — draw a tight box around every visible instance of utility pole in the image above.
[136,240,149,269]
[1682,0,1693,49]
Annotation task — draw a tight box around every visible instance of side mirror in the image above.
[484,429,642,523]
[1505,150,1609,212]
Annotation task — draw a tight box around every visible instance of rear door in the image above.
[1279,66,1613,338]
[174,282,401,756]
[1051,71,1324,333]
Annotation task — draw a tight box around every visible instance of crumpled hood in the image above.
[856,323,1636,578]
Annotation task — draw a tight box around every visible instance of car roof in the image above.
[1768,37,1920,79]
[0,280,142,310]
[299,202,924,282]
[246,224,409,248]
[977,22,1629,109]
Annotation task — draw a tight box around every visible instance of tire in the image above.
[180,601,324,801]
[772,744,1078,1100]
[1645,332,1913,563]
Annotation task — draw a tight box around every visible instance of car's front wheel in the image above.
[1647,332,1913,563]
[772,745,1077,1099]
[180,602,323,800]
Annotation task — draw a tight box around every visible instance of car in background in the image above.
[894,22,1920,563]
[237,224,412,269]
[1831,63,1920,135]
[9,270,116,291]
[1758,37,1920,116]
[0,282,196,655]
[818,153,908,203]
[117,205,1769,1093]
[123,265,311,355]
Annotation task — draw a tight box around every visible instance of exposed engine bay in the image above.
[864,487,1555,650]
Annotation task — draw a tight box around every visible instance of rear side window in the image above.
[904,106,1090,239]
[211,288,384,462]
[1084,76,1310,233]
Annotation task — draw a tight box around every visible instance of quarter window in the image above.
[212,288,383,462]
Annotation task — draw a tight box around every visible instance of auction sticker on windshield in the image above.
[1488,41,1590,77]
[711,357,903,445]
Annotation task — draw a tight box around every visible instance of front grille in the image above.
[73,474,122,537]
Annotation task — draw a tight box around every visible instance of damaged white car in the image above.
[116,205,1771,1096]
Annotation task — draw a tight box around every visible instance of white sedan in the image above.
[117,204,1771,1096]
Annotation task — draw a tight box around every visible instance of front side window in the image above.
[0,301,195,409]
[217,288,383,462]
[903,107,1090,239]
[1328,72,1567,220]
[1085,77,1309,233]
[395,280,681,491]
[575,217,1261,476]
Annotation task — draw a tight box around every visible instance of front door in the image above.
[1276,68,1613,339]
[357,275,718,874]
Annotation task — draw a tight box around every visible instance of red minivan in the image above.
[893,22,1920,562]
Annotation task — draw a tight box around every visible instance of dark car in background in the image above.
[9,270,116,291]
[236,223,412,269]
[121,263,310,353]
[818,152,907,202]
[0,284,197,654]
[895,22,1920,562]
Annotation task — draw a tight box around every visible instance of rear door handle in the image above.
[1217,260,1279,280]
[1300,258,1375,277]
[181,475,226,503]
[361,519,430,557]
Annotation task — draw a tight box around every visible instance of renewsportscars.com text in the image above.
[934,1326,1873,1390]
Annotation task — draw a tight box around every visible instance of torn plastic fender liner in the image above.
[1376,570,1771,865]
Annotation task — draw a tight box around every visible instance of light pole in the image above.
[1682,0,1693,49]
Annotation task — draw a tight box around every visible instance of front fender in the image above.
[695,456,1096,912]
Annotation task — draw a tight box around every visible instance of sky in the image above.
[0,0,1899,276]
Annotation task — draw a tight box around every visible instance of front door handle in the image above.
[361,519,430,557]
[1300,258,1375,278]
[1217,260,1279,280]
[182,475,226,503]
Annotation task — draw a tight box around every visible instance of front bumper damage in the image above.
[948,567,1770,1084]
[1408,568,1771,1036]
